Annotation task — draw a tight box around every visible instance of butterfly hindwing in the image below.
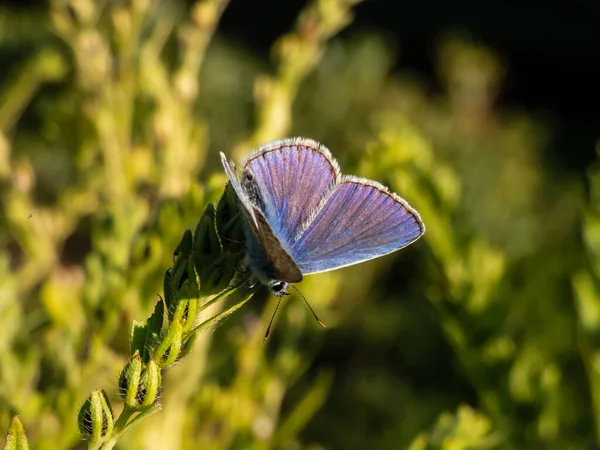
[247,200,303,283]
[290,177,425,275]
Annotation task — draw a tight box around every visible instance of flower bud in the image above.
[4,416,29,450]
[118,352,143,407]
[77,390,114,442]
[193,253,237,296]
[165,255,194,316]
[152,320,183,368]
[118,352,162,408]
[193,203,221,260]
[163,267,175,310]
[173,229,193,263]
[178,328,199,361]
[172,298,198,334]
[215,184,245,249]
[137,359,162,408]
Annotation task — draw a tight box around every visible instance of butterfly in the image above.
[220,137,425,304]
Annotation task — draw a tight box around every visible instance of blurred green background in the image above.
[0,0,598,448]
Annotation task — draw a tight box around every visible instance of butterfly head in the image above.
[268,280,290,297]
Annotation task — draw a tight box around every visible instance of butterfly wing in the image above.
[242,138,341,245]
[290,176,425,275]
[220,152,303,283]
[220,151,259,226]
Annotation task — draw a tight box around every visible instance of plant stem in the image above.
[98,406,135,450]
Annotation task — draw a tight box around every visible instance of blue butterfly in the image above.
[220,137,426,302]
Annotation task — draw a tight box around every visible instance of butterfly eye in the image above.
[270,281,291,297]
[272,282,285,293]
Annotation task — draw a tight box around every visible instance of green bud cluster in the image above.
[78,184,250,444]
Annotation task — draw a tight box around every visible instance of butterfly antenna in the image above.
[290,285,326,329]
[264,298,282,341]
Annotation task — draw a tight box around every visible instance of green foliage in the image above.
[408,405,502,450]
[0,0,594,449]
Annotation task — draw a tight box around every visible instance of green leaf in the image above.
[130,298,165,362]
[189,286,257,336]
[4,416,29,450]
[193,203,221,259]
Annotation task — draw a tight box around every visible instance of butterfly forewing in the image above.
[243,138,340,245]
[220,152,258,227]
[290,177,425,275]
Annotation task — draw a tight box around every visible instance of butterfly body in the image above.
[220,137,425,297]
